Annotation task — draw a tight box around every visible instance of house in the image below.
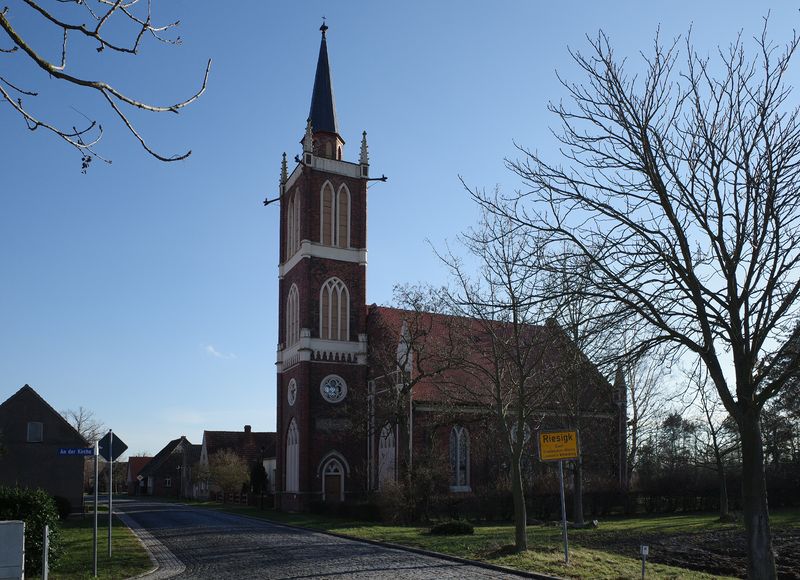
[138,436,199,499]
[0,385,88,513]
[126,456,153,495]
[273,25,626,512]
[195,425,276,500]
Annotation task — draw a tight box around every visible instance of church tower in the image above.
[276,23,371,511]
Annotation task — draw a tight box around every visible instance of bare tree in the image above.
[687,361,740,520]
[368,284,466,515]
[62,406,105,443]
[0,0,211,169]
[620,344,668,489]
[475,23,800,577]
[434,206,604,552]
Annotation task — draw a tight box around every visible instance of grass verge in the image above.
[203,504,800,579]
[29,513,152,580]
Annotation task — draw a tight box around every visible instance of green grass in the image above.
[204,504,800,579]
[29,513,152,580]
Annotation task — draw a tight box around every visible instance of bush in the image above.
[429,519,474,535]
[0,486,62,574]
[52,495,72,520]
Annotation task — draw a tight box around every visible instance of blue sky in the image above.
[1,1,797,456]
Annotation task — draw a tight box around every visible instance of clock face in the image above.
[287,379,297,406]
[320,375,347,403]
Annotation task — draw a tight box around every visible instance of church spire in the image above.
[308,21,340,137]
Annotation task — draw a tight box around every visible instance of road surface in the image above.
[115,499,535,579]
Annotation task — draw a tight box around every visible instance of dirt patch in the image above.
[580,527,800,579]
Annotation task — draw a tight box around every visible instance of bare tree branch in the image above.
[0,0,210,168]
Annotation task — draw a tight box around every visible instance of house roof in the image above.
[203,427,276,464]
[138,436,193,478]
[308,23,340,137]
[0,384,88,446]
[367,306,613,409]
[126,456,153,481]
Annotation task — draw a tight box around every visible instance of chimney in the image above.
[244,425,251,433]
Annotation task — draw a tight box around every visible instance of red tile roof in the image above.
[127,456,152,482]
[367,305,611,408]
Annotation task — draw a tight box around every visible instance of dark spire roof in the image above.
[309,22,340,136]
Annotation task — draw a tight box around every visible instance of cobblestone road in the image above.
[117,499,529,579]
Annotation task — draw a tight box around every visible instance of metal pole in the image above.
[93,440,98,577]
[42,524,49,580]
[108,430,113,558]
[559,460,569,564]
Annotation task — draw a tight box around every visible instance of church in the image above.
[274,24,626,513]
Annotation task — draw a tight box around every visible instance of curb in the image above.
[115,509,186,580]
[224,509,563,580]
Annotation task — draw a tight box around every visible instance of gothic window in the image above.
[319,182,350,248]
[378,423,396,489]
[336,185,350,248]
[286,284,300,346]
[321,182,334,245]
[320,277,349,340]
[286,418,299,492]
[449,426,470,491]
[320,375,347,403]
[286,189,301,259]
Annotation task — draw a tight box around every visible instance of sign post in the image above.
[97,430,128,561]
[93,440,98,577]
[42,524,49,580]
[640,544,649,579]
[108,431,113,557]
[538,430,580,565]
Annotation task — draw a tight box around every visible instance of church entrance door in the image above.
[323,459,344,504]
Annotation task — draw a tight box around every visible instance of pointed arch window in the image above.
[449,426,470,492]
[378,423,396,489]
[286,418,299,492]
[286,189,301,259]
[320,277,349,341]
[320,182,350,248]
[286,284,300,346]
[336,185,350,248]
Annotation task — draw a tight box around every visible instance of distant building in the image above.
[0,385,88,513]
[138,436,199,499]
[126,456,153,495]
[195,425,276,499]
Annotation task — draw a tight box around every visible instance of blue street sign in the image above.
[58,447,95,456]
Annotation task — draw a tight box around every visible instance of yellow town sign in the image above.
[538,430,580,461]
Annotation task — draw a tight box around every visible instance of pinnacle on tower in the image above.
[303,118,313,154]
[280,152,288,187]
[359,131,369,165]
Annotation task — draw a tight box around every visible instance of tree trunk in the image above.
[740,409,776,579]
[572,457,585,525]
[716,457,729,519]
[510,458,528,552]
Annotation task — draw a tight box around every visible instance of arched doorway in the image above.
[322,458,344,504]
